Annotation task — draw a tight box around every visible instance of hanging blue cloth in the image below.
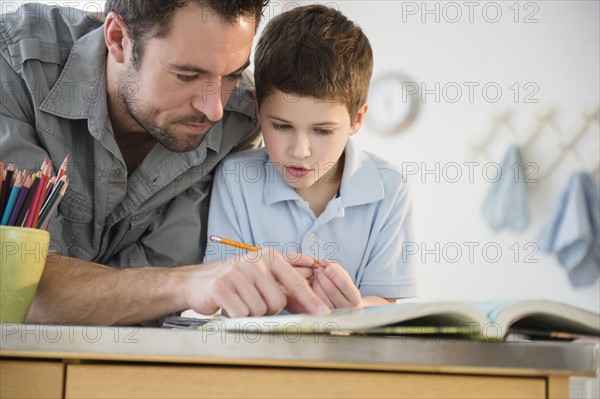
[482,145,530,231]
[538,172,600,287]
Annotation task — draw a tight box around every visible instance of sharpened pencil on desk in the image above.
[209,235,324,268]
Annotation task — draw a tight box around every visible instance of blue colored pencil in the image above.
[7,175,31,226]
[0,164,15,217]
[0,172,22,225]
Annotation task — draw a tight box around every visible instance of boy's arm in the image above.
[359,177,417,300]
[361,296,397,307]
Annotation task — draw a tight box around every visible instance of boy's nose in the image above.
[289,134,311,159]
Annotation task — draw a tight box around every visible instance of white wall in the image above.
[274,0,599,312]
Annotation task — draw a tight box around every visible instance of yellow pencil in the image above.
[209,235,323,268]
[210,235,261,251]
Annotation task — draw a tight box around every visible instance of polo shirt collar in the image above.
[264,151,301,205]
[338,139,385,207]
[264,139,385,207]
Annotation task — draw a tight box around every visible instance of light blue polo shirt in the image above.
[204,139,417,298]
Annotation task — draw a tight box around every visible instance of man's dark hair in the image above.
[105,0,269,68]
[254,4,373,122]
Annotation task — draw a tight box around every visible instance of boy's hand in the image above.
[310,260,361,309]
[283,253,321,313]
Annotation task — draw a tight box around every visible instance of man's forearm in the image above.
[26,255,189,325]
[26,251,329,324]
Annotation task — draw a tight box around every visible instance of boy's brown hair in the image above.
[254,4,373,122]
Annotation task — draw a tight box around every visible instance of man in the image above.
[0,0,329,325]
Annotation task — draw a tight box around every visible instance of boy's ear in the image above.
[104,12,129,64]
[350,103,368,135]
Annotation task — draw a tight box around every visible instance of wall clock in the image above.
[366,72,420,134]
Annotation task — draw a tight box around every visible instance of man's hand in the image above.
[182,250,330,317]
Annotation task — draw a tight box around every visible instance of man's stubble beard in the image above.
[117,67,214,153]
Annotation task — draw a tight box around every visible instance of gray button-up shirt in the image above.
[0,4,260,267]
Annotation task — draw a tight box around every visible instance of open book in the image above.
[210,299,600,341]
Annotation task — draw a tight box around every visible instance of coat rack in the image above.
[469,106,600,181]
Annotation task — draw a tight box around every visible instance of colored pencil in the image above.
[56,153,69,181]
[0,162,5,199]
[39,180,68,230]
[23,175,43,228]
[41,176,57,210]
[209,235,323,268]
[1,155,69,230]
[16,173,40,227]
[7,175,32,227]
[30,161,52,228]
[37,176,67,229]
[0,163,15,217]
[1,172,22,225]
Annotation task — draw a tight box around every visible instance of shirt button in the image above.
[307,233,316,241]
[151,176,159,184]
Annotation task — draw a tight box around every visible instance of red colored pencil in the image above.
[57,153,69,181]
[30,161,52,228]
[16,173,40,227]
[23,172,44,228]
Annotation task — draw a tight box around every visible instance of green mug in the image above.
[0,226,50,323]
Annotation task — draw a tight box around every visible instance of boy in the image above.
[205,5,417,309]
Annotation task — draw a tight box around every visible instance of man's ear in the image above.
[350,103,368,135]
[104,12,129,64]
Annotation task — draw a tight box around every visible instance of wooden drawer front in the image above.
[0,360,64,399]
[65,363,546,399]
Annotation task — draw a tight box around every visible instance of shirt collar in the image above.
[263,149,302,205]
[39,26,106,122]
[339,138,385,207]
[264,139,385,207]
[38,26,255,166]
[37,25,211,166]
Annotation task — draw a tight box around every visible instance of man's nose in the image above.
[192,80,224,122]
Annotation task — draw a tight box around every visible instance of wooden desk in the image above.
[1,324,598,398]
